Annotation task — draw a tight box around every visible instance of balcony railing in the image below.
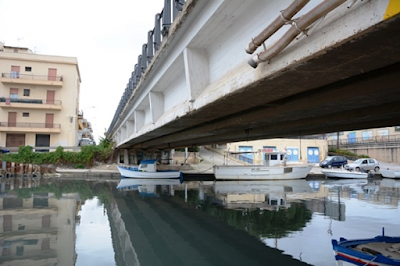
[1,73,63,81]
[328,134,400,146]
[0,97,62,105]
[0,122,61,129]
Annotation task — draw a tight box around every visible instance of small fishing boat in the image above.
[117,160,182,179]
[380,169,400,179]
[214,150,313,180]
[332,229,400,266]
[321,168,368,179]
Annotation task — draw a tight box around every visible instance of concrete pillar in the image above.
[183,47,210,101]
[149,91,164,122]
[117,150,122,164]
[124,149,129,165]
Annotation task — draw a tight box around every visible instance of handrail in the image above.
[0,122,61,128]
[1,73,63,81]
[107,0,186,135]
[0,97,62,105]
[328,134,400,146]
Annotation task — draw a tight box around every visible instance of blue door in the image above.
[286,147,299,162]
[307,147,319,163]
[239,146,253,164]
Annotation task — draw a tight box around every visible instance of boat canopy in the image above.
[138,160,158,172]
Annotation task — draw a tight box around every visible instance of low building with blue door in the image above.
[226,138,327,165]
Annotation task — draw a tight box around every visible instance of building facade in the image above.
[327,126,400,144]
[225,138,328,165]
[0,43,81,150]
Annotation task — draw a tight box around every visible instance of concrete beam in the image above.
[183,47,210,101]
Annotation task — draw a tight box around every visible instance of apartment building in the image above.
[0,43,81,150]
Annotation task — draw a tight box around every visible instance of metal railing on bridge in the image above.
[108,0,186,134]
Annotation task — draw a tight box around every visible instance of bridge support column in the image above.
[124,149,129,165]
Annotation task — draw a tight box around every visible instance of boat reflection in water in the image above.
[213,179,314,211]
[116,177,182,197]
[1,175,400,266]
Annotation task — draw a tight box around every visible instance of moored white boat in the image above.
[214,150,313,180]
[214,164,313,180]
[380,169,400,179]
[321,168,368,179]
[117,160,182,179]
[332,230,400,266]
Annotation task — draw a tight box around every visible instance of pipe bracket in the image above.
[279,10,292,25]
[293,20,309,37]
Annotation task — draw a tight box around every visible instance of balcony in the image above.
[0,97,62,110]
[1,73,63,87]
[0,122,61,133]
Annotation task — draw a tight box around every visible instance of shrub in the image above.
[328,147,369,159]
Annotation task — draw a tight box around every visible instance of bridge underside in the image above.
[120,14,400,150]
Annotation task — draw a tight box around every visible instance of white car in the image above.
[344,158,380,172]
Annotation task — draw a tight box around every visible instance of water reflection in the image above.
[0,176,79,265]
[0,176,399,266]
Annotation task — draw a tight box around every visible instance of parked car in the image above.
[319,156,348,168]
[344,158,380,172]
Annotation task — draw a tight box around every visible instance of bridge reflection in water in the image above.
[0,176,399,265]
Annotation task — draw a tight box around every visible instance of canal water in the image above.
[0,176,399,266]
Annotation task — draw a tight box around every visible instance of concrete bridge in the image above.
[108,0,400,150]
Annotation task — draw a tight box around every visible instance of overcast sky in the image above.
[0,0,165,142]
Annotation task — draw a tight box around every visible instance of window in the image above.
[10,88,18,99]
[16,246,24,256]
[362,131,373,141]
[11,66,20,78]
[23,89,30,96]
[22,113,29,117]
[25,66,32,72]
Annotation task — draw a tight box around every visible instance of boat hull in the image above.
[332,235,400,266]
[213,164,313,180]
[321,169,368,179]
[117,166,181,179]
[380,170,400,179]
[117,178,182,189]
